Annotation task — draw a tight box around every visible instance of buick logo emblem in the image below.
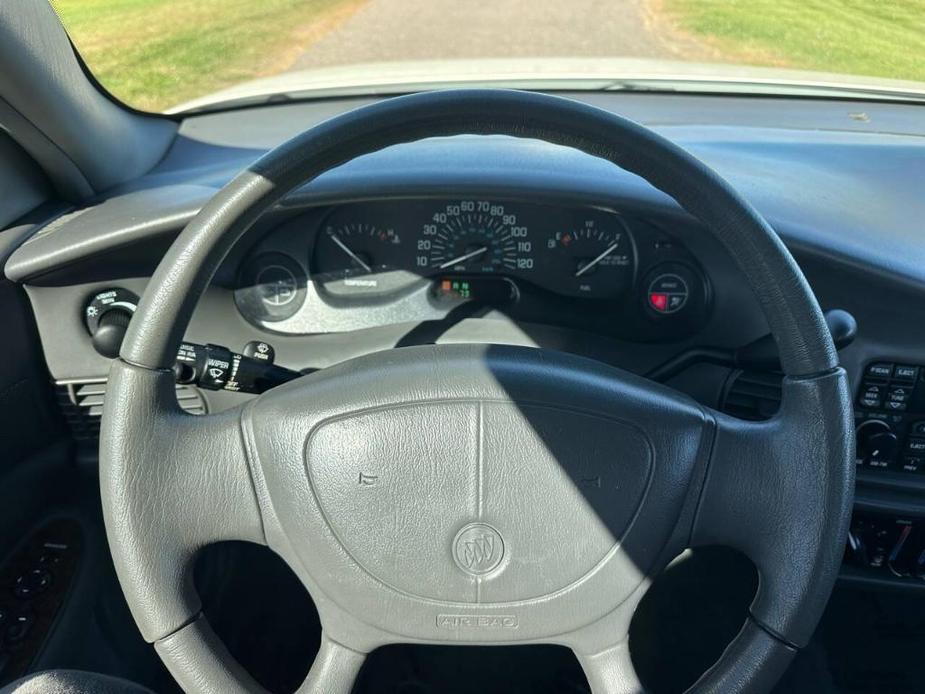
[453,523,505,576]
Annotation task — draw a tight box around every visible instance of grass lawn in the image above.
[51,0,364,111]
[662,0,925,85]
[50,0,925,112]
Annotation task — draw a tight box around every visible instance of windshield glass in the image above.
[51,0,925,112]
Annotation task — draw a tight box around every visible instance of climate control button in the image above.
[858,384,884,409]
[865,363,893,381]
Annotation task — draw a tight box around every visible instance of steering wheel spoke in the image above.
[692,370,854,648]
[575,640,644,694]
[296,635,367,694]
[565,586,651,694]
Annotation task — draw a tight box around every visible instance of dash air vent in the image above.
[720,369,783,421]
[56,379,206,442]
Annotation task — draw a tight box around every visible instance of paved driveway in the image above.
[292,0,703,70]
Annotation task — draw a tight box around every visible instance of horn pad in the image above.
[248,344,707,643]
[306,400,652,604]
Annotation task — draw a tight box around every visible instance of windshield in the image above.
[51,0,925,112]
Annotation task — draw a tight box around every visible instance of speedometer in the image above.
[422,201,533,274]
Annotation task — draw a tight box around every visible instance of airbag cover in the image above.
[306,399,652,603]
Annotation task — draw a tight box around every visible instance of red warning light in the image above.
[649,292,668,312]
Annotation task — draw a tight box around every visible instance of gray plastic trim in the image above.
[6,185,218,282]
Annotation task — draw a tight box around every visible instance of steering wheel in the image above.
[100,90,854,694]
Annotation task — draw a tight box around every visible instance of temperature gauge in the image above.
[313,221,419,298]
[314,222,402,277]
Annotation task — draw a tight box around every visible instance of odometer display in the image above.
[422,201,533,274]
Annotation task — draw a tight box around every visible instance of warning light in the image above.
[436,278,472,300]
[432,276,516,306]
[646,272,690,315]
[649,292,669,312]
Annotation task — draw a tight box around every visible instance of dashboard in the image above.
[234,198,709,339]
[6,91,925,596]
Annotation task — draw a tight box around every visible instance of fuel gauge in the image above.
[545,215,633,298]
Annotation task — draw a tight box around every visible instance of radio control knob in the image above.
[856,419,898,464]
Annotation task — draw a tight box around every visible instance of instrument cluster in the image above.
[234,198,711,340]
[310,199,635,300]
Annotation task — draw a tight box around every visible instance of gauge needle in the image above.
[438,246,488,269]
[329,234,372,272]
[574,242,619,277]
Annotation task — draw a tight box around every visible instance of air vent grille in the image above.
[56,379,207,441]
[720,369,783,421]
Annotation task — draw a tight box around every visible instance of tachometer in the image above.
[545,215,633,298]
[422,201,533,274]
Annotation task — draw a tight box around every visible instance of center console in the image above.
[855,361,925,476]
[850,360,925,586]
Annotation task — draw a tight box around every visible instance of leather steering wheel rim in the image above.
[100,90,854,694]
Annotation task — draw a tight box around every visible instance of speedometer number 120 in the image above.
[422,201,533,274]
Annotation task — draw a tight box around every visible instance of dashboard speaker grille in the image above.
[720,369,783,421]
[56,379,207,442]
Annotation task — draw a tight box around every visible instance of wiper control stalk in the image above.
[174,341,300,395]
